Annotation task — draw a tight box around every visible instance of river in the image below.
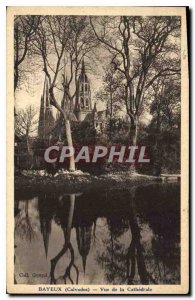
[14,182,180,285]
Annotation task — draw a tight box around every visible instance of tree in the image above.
[150,77,181,131]
[149,77,181,174]
[33,16,97,171]
[14,16,41,91]
[15,200,39,242]
[90,16,181,146]
[50,194,79,284]
[15,105,38,153]
[95,64,123,120]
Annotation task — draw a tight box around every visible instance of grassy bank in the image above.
[15,170,161,198]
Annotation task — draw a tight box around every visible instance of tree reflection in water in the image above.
[50,194,79,284]
[96,190,154,285]
[14,183,180,285]
[15,200,36,242]
[14,197,40,284]
[95,186,180,285]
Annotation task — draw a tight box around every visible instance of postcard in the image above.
[7,6,189,294]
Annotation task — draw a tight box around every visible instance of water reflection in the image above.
[14,183,180,285]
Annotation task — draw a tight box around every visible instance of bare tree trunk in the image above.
[50,194,76,284]
[65,119,75,172]
[14,70,18,93]
[110,89,113,119]
[26,134,30,154]
[129,116,138,146]
[129,116,138,173]
[128,196,152,284]
[153,112,162,176]
[26,132,31,170]
[65,194,75,243]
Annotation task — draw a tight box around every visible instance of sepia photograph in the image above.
[7,6,189,295]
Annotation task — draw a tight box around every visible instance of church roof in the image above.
[79,59,89,83]
[40,219,52,258]
[83,112,93,122]
[96,110,107,122]
[69,112,78,122]
[76,226,92,274]
[15,134,22,143]
[38,76,56,137]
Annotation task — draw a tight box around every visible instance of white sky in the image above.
[15,45,109,115]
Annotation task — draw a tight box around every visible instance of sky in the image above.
[14,15,179,126]
[14,56,152,125]
[14,44,109,116]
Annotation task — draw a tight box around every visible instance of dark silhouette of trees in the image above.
[15,105,38,153]
[90,16,181,147]
[96,186,180,284]
[95,64,124,119]
[140,78,181,174]
[14,16,41,92]
[15,201,36,242]
[33,16,98,171]
[50,194,79,284]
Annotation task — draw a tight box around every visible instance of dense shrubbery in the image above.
[32,112,180,175]
[137,125,180,175]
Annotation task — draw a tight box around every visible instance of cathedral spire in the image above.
[81,59,85,74]
[38,76,47,137]
[76,226,92,275]
[74,59,92,121]
[65,75,68,86]
[41,219,51,258]
[45,78,50,107]
[82,255,87,274]
[43,75,47,100]
[93,102,97,113]
[38,75,55,138]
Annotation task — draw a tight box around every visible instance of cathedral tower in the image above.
[44,79,55,135]
[38,78,46,137]
[38,76,55,138]
[76,225,92,274]
[74,60,92,122]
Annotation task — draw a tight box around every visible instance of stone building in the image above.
[38,76,55,138]
[74,60,93,122]
[38,60,108,139]
[76,225,92,274]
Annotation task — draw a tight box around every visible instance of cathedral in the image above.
[38,60,108,139]
[38,77,55,138]
[74,60,93,122]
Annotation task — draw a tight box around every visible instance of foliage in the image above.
[14,15,181,174]
[137,78,180,174]
[15,105,38,137]
[90,16,181,145]
[95,64,124,119]
[14,16,41,91]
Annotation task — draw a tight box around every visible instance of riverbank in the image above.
[15,169,162,198]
